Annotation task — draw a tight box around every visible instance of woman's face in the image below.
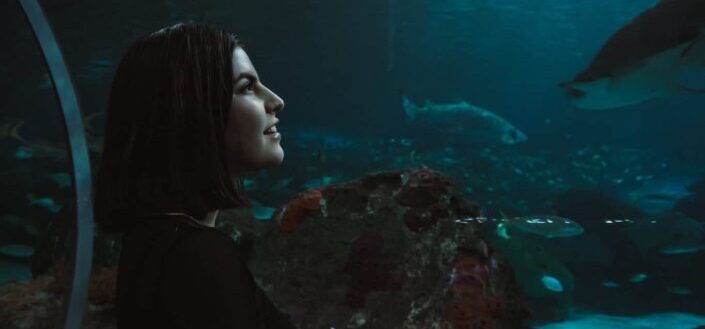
[225,47,285,176]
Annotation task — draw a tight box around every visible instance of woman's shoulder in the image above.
[123,215,242,262]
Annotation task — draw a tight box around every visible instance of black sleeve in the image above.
[160,230,297,329]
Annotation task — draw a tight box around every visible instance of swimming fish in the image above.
[629,273,648,283]
[626,212,705,257]
[303,176,337,189]
[14,147,33,159]
[489,232,575,314]
[252,206,276,221]
[0,259,32,284]
[272,177,295,190]
[667,287,693,296]
[0,215,40,236]
[541,274,564,293]
[26,193,62,214]
[401,96,527,145]
[560,0,705,110]
[601,280,621,288]
[497,215,585,239]
[46,172,72,188]
[0,244,34,258]
[658,245,705,255]
[619,176,695,215]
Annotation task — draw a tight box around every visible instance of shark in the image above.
[560,0,705,110]
[401,96,527,145]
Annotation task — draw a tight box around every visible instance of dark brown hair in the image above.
[93,22,249,233]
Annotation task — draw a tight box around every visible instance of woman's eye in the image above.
[244,80,256,92]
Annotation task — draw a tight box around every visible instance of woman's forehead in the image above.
[232,47,257,77]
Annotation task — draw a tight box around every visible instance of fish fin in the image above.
[496,223,510,240]
[402,96,418,120]
[496,209,511,239]
[672,83,705,96]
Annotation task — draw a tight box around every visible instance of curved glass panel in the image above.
[0,1,73,327]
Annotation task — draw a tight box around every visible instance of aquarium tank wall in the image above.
[1,0,705,328]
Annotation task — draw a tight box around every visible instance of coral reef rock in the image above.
[249,167,532,329]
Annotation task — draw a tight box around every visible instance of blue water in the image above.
[1,0,705,328]
[537,312,705,329]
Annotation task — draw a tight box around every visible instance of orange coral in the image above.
[296,189,322,210]
[276,189,323,234]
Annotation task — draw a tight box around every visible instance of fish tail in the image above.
[50,205,62,214]
[401,96,418,120]
[8,121,27,143]
[673,83,705,96]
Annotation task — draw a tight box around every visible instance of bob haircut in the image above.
[93,22,250,233]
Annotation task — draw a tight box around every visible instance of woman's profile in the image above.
[92,22,296,328]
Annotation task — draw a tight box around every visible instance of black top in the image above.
[116,214,297,329]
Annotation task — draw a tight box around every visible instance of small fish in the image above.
[627,212,705,257]
[15,141,68,162]
[0,244,34,258]
[302,176,336,189]
[658,245,705,255]
[541,274,564,293]
[14,147,33,159]
[601,280,621,288]
[0,259,32,284]
[252,206,276,221]
[499,214,584,239]
[46,172,72,188]
[272,177,295,190]
[243,178,258,190]
[0,215,39,236]
[26,193,62,214]
[667,287,692,296]
[629,273,648,283]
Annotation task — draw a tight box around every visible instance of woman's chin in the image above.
[268,147,285,166]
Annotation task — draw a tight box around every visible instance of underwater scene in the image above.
[1,0,705,328]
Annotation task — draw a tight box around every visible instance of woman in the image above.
[93,22,296,328]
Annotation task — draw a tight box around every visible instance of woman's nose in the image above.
[265,87,285,113]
